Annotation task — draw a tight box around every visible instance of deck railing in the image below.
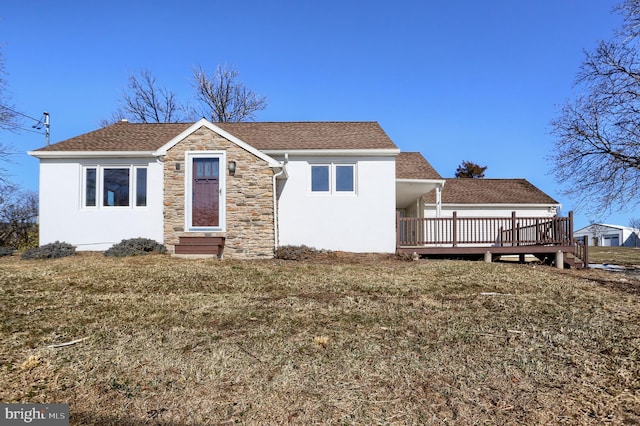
[397,211,575,247]
[574,235,589,268]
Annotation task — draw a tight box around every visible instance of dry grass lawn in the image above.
[587,246,640,266]
[1,252,639,425]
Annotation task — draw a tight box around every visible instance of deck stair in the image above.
[174,236,225,256]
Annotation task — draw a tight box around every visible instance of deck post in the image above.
[452,211,458,247]
[568,211,574,242]
[556,250,564,269]
[583,235,589,269]
[484,251,492,263]
[396,211,401,248]
[511,211,517,246]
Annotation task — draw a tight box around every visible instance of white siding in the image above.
[38,157,164,251]
[424,205,558,218]
[277,156,396,253]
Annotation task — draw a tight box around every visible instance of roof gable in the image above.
[156,119,280,167]
[575,223,635,233]
[423,178,559,205]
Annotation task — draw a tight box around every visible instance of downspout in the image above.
[272,154,288,250]
[436,184,442,218]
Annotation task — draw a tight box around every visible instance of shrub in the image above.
[104,238,167,257]
[21,241,76,260]
[274,245,320,261]
[0,246,15,257]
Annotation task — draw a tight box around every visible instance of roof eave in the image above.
[263,148,400,157]
[423,202,562,208]
[396,178,445,185]
[28,150,156,159]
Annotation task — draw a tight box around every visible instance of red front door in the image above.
[192,158,219,227]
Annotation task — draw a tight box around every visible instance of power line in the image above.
[0,107,50,144]
[11,125,45,135]
[0,106,40,123]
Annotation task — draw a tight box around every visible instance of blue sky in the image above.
[0,0,630,229]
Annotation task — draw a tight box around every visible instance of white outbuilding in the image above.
[574,223,639,247]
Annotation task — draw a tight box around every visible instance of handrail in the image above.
[397,212,575,247]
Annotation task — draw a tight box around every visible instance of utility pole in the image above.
[44,111,50,145]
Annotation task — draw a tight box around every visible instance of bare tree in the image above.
[549,0,640,214]
[629,217,640,247]
[107,69,187,124]
[0,48,17,132]
[192,64,267,122]
[0,47,20,182]
[0,182,38,249]
[455,161,487,178]
[0,47,40,247]
[589,221,606,247]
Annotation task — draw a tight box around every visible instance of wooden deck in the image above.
[396,211,588,268]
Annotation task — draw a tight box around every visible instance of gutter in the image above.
[271,154,289,250]
[262,148,400,157]
[27,150,155,159]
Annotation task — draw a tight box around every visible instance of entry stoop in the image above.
[174,237,225,256]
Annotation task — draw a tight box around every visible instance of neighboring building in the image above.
[28,119,563,258]
[574,223,639,247]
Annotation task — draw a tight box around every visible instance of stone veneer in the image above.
[163,126,275,259]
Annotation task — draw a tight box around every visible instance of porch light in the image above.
[228,160,237,176]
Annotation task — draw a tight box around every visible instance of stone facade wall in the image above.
[163,126,275,259]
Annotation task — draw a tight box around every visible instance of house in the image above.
[574,223,639,247]
[28,119,443,258]
[28,118,566,260]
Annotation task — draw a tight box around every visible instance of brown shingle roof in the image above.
[396,152,442,179]
[33,121,398,152]
[34,122,192,151]
[217,122,398,150]
[423,178,559,205]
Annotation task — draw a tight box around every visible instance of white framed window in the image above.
[103,168,130,206]
[82,165,148,208]
[335,164,355,192]
[135,167,148,207]
[309,162,356,195]
[84,167,97,207]
[311,164,330,192]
